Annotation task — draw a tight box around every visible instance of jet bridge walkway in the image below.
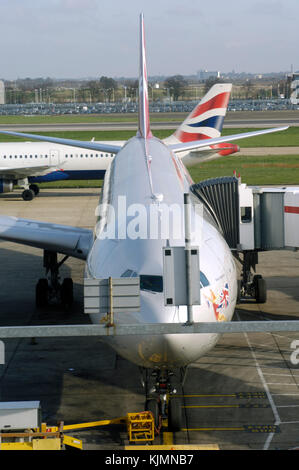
[191,177,299,303]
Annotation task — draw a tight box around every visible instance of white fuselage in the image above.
[85,135,237,370]
[0,141,124,179]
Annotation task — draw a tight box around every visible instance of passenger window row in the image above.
[64,153,111,158]
[0,153,111,159]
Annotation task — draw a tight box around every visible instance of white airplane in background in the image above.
[0,83,239,201]
[0,139,121,200]
[0,14,288,429]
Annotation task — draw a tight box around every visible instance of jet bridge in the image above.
[190,177,299,303]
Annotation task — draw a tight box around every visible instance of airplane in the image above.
[0,139,121,200]
[0,14,288,430]
[0,83,238,201]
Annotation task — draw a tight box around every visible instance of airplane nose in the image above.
[135,333,189,369]
[134,332,219,369]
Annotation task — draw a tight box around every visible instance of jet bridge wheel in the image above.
[254,276,267,304]
[22,188,35,201]
[238,251,267,304]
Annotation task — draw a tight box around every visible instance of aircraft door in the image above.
[50,149,60,167]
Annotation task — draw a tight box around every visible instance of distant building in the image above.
[197,70,220,81]
[0,80,4,104]
[289,73,299,105]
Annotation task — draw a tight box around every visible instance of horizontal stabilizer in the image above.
[182,144,239,166]
[170,126,289,154]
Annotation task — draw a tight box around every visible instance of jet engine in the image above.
[0,180,14,193]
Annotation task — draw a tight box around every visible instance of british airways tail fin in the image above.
[164,83,232,145]
[138,13,152,140]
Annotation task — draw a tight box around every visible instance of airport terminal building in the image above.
[0,81,5,104]
[290,73,299,105]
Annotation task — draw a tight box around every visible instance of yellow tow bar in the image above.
[61,412,155,443]
[0,412,155,450]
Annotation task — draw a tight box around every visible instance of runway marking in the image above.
[266,383,299,386]
[277,405,299,408]
[237,312,282,450]
[184,404,239,409]
[176,392,266,399]
[272,333,299,342]
[182,427,244,432]
[182,425,280,433]
[263,373,299,377]
[272,393,299,396]
[183,404,269,409]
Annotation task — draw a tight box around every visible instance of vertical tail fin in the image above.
[138,13,152,140]
[167,83,232,144]
[137,13,155,198]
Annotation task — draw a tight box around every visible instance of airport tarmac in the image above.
[0,188,299,451]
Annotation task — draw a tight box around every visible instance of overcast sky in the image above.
[0,0,298,80]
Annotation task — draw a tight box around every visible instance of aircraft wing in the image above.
[183,144,239,165]
[0,215,93,260]
[0,131,123,154]
[0,165,59,180]
[169,126,289,154]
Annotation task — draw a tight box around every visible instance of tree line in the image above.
[2,74,290,104]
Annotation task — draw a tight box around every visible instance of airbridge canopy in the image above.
[191,178,299,252]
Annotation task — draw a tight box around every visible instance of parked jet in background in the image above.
[0,139,120,200]
[0,14,288,429]
[164,82,240,164]
[0,84,238,201]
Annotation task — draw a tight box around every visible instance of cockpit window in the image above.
[121,270,163,292]
[121,269,137,278]
[140,275,163,293]
[200,271,210,288]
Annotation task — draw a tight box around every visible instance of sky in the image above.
[0,0,298,80]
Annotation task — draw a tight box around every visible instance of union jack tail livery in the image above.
[164,83,239,161]
[174,83,232,143]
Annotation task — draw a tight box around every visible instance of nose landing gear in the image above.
[141,368,183,434]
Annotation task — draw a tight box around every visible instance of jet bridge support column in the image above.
[162,194,201,319]
[184,193,193,325]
